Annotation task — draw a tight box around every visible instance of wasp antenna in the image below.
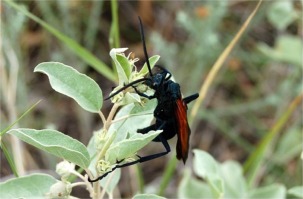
[138,16,153,76]
[105,77,151,100]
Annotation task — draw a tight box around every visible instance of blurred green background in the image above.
[1,0,302,198]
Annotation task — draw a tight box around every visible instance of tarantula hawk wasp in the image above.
[88,17,199,183]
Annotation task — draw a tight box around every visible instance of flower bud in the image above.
[96,159,112,173]
[47,181,72,198]
[95,129,107,150]
[56,160,75,180]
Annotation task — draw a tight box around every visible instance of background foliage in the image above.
[1,1,302,198]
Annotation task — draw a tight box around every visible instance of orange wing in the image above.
[175,99,190,164]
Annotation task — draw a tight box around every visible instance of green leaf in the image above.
[110,48,130,85]
[105,130,162,164]
[99,169,121,194]
[267,1,298,31]
[249,184,286,199]
[0,141,18,177]
[138,55,160,77]
[87,132,97,159]
[4,0,115,81]
[258,35,302,66]
[108,103,138,143]
[120,92,141,105]
[274,128,302,164]
[8,128,90,168]
[0,174,57,198]
[208,177,224,199]
[35,62,102,113]
[133,194,166,199]
[288,186,303,198]
[108,100,156,144]
[193,149,219,179]
[116,54,132,78]
[88,130,118,177]
[193,150,224,198]
[178,169,213,198]
[87,132,98,176]
[130,98,157,115]
[220,161,247,198]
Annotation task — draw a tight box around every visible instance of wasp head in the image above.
[146,72,166,89]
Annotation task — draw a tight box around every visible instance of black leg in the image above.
[137,123,157,135]
[88,134,170,182]
[183,93,199,104]
[116,134,170,166]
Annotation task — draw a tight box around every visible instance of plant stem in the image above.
[1,36,25,176]
[110,0,120,49]
[104,103,120,131]
[190,0,263,121]
[157,155,178,196]
[244,92,303,188]
[92,103,120,199]
[98,111,107,127]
